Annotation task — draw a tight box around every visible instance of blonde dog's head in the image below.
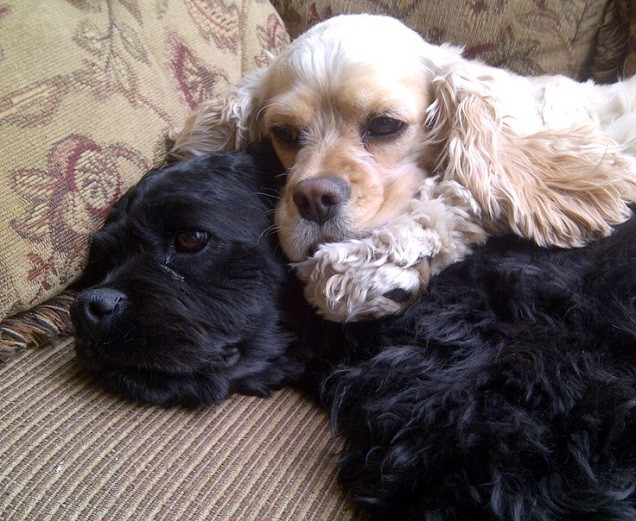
[254,16,458,261]
[170,14,636,262]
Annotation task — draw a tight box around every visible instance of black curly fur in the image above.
[72,148,636,519]
[325,219,636,520]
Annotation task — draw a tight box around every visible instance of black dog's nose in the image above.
[293,176,350,224]
[73,288,127,333]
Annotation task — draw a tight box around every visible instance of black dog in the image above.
[72,149,636,519]
[71,147,308,406]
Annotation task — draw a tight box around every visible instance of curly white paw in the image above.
[294,223,439,321]
[298,255,427,321]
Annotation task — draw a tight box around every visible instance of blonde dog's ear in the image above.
[168,94,243,159]
[168,68,267,159]
[427,71,636,247]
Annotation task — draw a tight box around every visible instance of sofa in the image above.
[1,1,634,519]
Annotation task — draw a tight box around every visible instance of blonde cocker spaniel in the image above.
[170,14,636,321]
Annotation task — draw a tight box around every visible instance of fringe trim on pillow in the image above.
[0,290,76,362]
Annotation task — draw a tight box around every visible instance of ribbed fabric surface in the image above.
[0,339,360,520]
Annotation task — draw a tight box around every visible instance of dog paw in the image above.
[365,218,443,267]
[295,242,432,322]
[301,260,425,321]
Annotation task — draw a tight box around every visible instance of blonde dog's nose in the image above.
[293,176,351,224]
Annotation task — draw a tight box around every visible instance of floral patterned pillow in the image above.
[0,0,288,357]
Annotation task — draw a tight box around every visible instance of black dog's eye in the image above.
[271,124,300,147]
[365,116,406,138]
[174,229,210,253]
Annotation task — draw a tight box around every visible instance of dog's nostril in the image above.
[87,299,114,319]
[293,176,351,224]
[321,194,338,207]
[73,288,127,331]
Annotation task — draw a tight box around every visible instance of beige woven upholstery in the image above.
[0,338,360,520]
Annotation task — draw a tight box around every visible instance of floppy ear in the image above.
[426,71,636,247]
[168,67,268,159]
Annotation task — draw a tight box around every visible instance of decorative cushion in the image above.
[270,0,608,79]
[0,0,288,357]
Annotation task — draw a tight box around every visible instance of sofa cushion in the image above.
[0,0,288,357]
[270,0,608,79]
[0,337,359,519]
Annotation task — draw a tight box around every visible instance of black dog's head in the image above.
[71,149,302,406]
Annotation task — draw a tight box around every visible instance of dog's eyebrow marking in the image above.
[160,264,185,282]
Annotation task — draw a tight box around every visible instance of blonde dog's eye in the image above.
[365,116,406,138]
[271,125,300,146]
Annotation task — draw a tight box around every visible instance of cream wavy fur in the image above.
[169,14,636,321]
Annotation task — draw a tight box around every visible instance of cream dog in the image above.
[169,14,636,321]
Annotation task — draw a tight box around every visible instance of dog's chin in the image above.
[74,336,239,407]
[90,366,230,408]
[74,338,198,374]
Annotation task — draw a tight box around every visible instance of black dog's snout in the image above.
[293,176,350,224]
[73,288,127,332]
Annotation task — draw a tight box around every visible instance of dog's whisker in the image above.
[159,264,185,282]
[254,187,281,199]
[257,223,278,245]
[255,102,276,122]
